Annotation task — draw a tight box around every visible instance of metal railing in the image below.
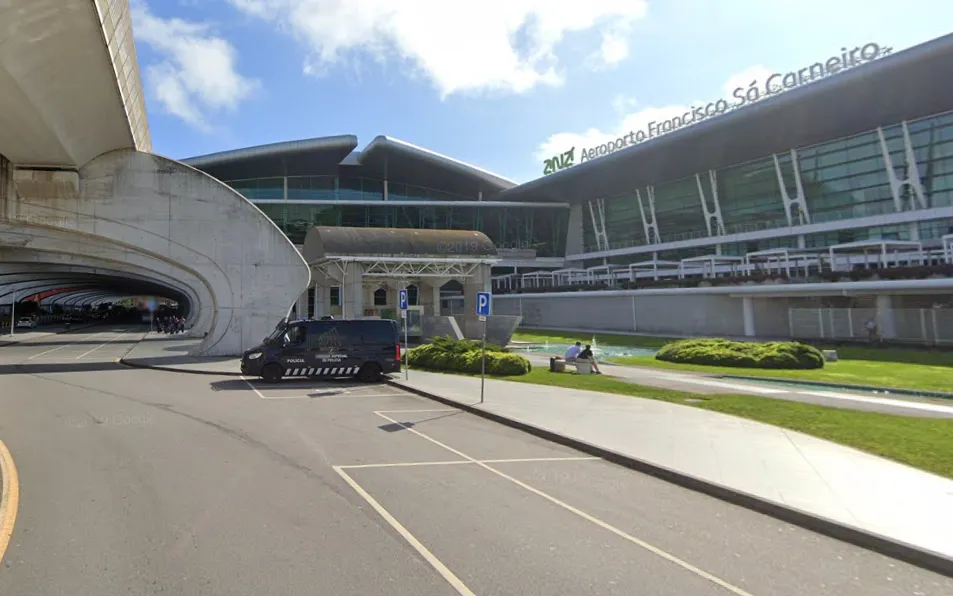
[788,308,953,345]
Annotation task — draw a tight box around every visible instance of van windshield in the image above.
[263,324,286,345]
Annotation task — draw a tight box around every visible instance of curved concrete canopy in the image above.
[302,226,499,262]
[0,252,203,321]
[0,0,150,167]
[1,149,310,355]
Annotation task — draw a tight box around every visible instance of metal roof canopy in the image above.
[182,135,516,200]
[499,33,953,204]
[356,136,517,197]
[181,136,359,181]
[303,226,499,280]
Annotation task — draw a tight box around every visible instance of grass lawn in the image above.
[511,327,953,394]
[500,368,953,479]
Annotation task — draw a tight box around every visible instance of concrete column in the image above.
[742,297,756,337]
[565,204,584,255]
[463,266,493,316]
[421,279,447,316]
[876,294,897,339]
[294,287,309,319]
[313,283,328,318]
[341,263,365,319]
[796,235,806,249]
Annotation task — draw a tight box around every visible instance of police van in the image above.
[241,318,401,383]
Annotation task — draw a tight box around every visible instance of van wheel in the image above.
[357,363,382,383]
[261,363,284,383]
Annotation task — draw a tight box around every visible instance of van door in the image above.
[308,321,358,377]
[277,323,310,377]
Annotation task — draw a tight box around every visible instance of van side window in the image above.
[362,323,396,344]
[286,324,306,345]
[308,322,336,350]
[333,324,363,349]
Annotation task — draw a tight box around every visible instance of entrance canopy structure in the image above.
[301,226,499,320]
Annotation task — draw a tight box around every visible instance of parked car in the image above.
[15,317,37,329]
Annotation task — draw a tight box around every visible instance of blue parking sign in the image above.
[398,289,408,310]
[476,292,491,316]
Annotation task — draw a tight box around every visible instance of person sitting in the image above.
[563,341,583,363]
[578,344,602,374]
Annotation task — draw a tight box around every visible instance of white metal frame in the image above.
[827,240,924,272]
[521,270,555,288]
[586,264,629,284]
[552,268,592,285]
[627,259,680,281]
[943,234,953,264]
[744,248,821,277]
[678,255,745,279]
[311,256,497,280]
[492,273,520,290]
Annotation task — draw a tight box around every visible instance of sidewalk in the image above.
[119,333,241,375]
[390,369,953,574]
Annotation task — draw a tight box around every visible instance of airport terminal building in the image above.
[184,33,953,345]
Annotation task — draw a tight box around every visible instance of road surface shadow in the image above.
[0,361,127,375]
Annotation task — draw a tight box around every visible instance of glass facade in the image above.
[255,202,568,257]
[582,111,953,254]
[230,175,477,203]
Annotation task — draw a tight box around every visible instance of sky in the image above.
[130,0,953,184]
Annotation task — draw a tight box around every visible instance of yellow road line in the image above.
[0,439,20,565]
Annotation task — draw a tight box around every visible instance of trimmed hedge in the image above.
[655,338,825,370]
[407,336,532,376]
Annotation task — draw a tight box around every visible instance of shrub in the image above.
[655,338,824,370]
[407,336,531,376]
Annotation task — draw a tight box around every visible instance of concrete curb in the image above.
[388,379,953,579]
[118,358,244,376]
[719,375,953,400]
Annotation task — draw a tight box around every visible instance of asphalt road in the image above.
[1,327,952,595]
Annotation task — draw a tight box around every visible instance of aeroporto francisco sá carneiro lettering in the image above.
[541,42,892,175]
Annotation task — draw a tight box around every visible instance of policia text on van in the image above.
[241,318,401,383]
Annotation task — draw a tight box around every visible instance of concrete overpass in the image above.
[0,0,308,355]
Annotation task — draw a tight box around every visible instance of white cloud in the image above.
[131,1,258,129]
[536,65,777,161]
[226,0,649,97]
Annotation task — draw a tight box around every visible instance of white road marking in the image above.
[372,410,755,596]
[241,376,410,400]
[338,456,600,470]
[333,466,476,596]
[239,376,268,399]
[801,390,953,414]
[374,408,460,414]
[75,332,127,359]
[26,331,111,360]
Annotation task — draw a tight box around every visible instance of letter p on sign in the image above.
[476,292,491,317]
[398,289,408,310]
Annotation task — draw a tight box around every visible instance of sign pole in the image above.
[9,289,15,337]
[399,288,409,380]
[476,291,491,404]
[480,318,486,403]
